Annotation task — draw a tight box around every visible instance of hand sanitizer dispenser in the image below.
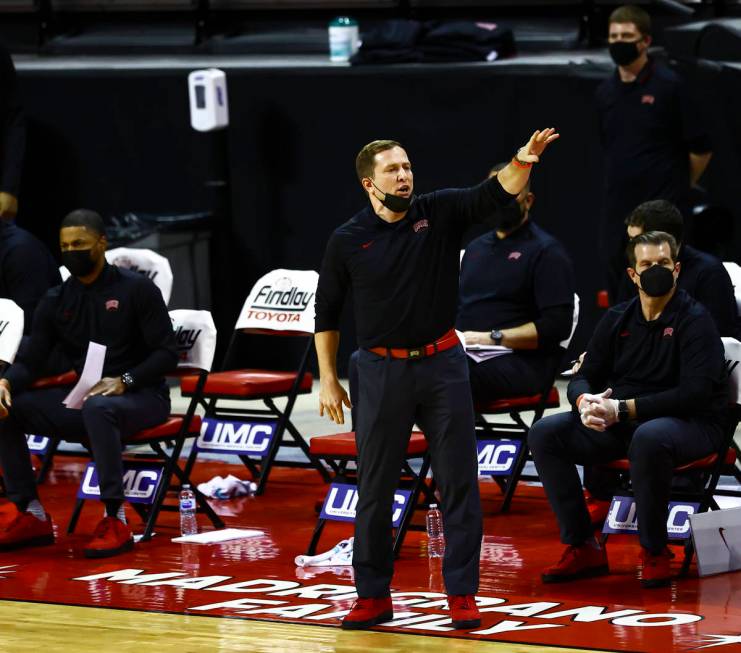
[188,69,229,132]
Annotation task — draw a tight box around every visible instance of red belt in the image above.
[368,328,460,360]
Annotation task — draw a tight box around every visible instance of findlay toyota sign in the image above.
[72,568,704,641]
[236,270,319,333]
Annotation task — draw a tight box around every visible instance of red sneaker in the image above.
[585,495,611,525]
[448,594,481,629]
[341,596,393,630]
[542,543,609,583]
[0,512,54,551]
[83,517,134,558]
[639,547,674,588]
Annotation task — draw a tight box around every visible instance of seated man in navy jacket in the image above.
[0,209,177,557]
[458,164,576,402]
[529,231,728,588]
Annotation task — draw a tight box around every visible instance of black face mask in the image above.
[371,181,413,213]
[609,41,641,67]
[637,265,675,298]
[62,249,97,277]
[492,204,524,232]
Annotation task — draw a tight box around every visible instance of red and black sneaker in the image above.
[0,512,54,551]
[83,516,134,558]
[341,596,393,630]
[448,594,481,629]
[542,543,609,583]
[639,547,674,588]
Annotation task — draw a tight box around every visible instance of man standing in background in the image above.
[596,4,712,303]
[0,42,24,222]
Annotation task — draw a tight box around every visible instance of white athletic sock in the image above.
[116,505,127,524]
[26,500,47,522]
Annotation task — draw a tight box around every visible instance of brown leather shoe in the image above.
[83,517,134,558]
[0,512,54,551]
[542,543,609,583]
[341,596,393,630]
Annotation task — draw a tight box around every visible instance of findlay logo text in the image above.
[72,569,703,639]
[244,281,315,324]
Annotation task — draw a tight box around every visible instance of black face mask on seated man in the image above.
[636,264,675,298]
[62,249,98,278]
[491,203,524,232]
[609,41,641,67]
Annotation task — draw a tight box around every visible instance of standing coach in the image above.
[314,128,559,630]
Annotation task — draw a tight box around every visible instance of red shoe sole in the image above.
[0,533,55,551]
[83,538,134,559]
[542,563,609,584]
[341,609,394,630]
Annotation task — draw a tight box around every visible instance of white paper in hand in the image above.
[63,342,106,410]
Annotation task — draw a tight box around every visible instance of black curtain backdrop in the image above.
[14,59,739,375]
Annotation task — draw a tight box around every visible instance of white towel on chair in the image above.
[295,537,354,567]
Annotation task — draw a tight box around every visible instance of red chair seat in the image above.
[310,431,427,457]
[601,448,736,473]
[180,369,313,397]
[475,386,560,413]
[127,415,202,443]
[31,370,78,389]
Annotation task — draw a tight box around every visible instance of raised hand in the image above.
[518,128,560,163]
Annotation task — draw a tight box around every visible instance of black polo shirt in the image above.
[315,176,516,348]
[568,289,727,425]
[596,58,711,223]
[456,221,575,350]
[0,221,60,333]
[3,263,178,393]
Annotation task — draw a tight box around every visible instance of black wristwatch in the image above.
[618,400,629,423]
[490,329,503,346]
[121,371,136,391]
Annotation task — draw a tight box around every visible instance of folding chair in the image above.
[305,431,434,558]
[180,269,330,495]
[66,309,224,541]
[61,246,174,305]
[598,337,741,576]
[474,294,580,513]
[0,299,24,494]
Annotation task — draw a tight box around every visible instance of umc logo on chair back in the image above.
[602,496,700,539]
[477,440,521,475]
[25,434,50,455]
[320,483,412,527]
[196,417,276,456]
[78,461,164,505]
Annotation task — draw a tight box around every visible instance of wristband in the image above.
[511,156,532,170]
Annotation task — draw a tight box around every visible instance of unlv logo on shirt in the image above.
[105,299,119,312]
[413,219,429,233]
[663,327,674,338]
[641,94,655,105]
[508,251,522,261]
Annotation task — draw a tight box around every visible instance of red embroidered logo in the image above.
[413,219,429,233]
[663,327,674,337]
[620,330,630,337]
[641,94,655,105]
[361,241,374,249]
[105,299,119,312]
[508,251,522,261]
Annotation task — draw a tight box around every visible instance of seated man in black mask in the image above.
[529,231,728,589]
[458,164,576,403]
[0,209,177,557]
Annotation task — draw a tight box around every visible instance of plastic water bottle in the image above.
[179,484,198,536]
[328,16,359,62]
[426,504,445,558]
